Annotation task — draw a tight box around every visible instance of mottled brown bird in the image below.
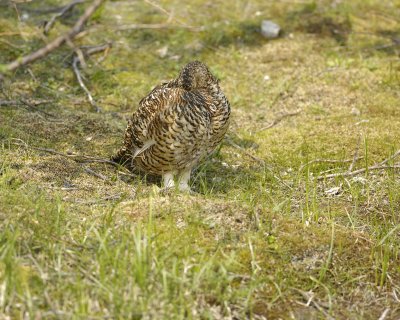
[112,61,230,191]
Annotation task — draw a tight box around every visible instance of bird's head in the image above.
[177,61,218,91]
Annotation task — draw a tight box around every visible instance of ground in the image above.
[0,0,400,319]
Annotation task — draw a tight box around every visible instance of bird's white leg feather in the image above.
[178,168,191,192]
[163,172,175,189]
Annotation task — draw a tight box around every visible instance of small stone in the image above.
[351,107,361,116]
[325,186,342,196]
[263,75,271,81]
[156,46,168,58]
[261,20,281,39]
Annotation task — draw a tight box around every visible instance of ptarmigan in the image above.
[112,61,230,191]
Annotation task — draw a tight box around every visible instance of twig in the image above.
[114,23,203,32]
[143,0,200,30]
[35,147,120,167]
[11,141,120,167]
[378,149,400,166]
[292,288,333,320]
[299,157,363,172]
[11,139,139,180]
[68,193,124,204]
[318,165,400,180]
[378,308,390,320]
[0,99,52,107]
[72,55,97,109]
[3,0,104,73]
[257,109,302,132]
[0,98,57,119]
[348,135,362,172]
[0,99,23,106]
[43,0,86,35]
[225,137,292,189]
[82,166,107,180]
[71,43,111,111]
[224,138,265,164]
[317,149,400,180]
[81,42,112,56]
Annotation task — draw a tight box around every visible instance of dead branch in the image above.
[33,146,120,167]
[0,99,52,107]
[299,157,363,172]
[80,42,111,56]
[348,135,362,173]
[67,193,124,204]
[318,165,400,180]
[3,0,104,73]
[0,99,23,106]
[114,23,203,32]
[257,109,302,132]
[315,149,400,180]
[143,0,200,29]
[71,43,111,111]
[72,55,97,109]
[224,138,265,165]
[293,288,333,320]
[225,137,293,189]
[82,166,107,180]
[377,149,400,166]
[11,140,120,167]
[11,139,139,180]
[0,98,56,118]
[43,0,86,35]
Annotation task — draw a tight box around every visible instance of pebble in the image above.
[351,107,361,116]
[261,20,281,39]
[156,46,168,58]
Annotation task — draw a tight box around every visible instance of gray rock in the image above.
[261,20,281,39]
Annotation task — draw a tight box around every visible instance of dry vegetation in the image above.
[0,0,400,319]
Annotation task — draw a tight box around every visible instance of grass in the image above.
[1,0,400,318]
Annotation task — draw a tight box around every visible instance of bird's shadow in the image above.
[116,157,258,196]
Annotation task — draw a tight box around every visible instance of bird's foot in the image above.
[178,183,192,193]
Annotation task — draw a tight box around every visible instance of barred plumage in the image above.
[112,61,230,191]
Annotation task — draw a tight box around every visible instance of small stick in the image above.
[378,308,390,320]
[143,0,198,29]
[82,166,107,180]
[69,193,124,205]
[300,157,363,172]
[225,137,292,189]
[72,55,98,110]
[11,141,123,168]
[224,138,265,164]
[72,43,112,111]
[3,0,104,73]
[348,135,362,172]
[12,140,140,181]
[257,109,302,132]
[318,149,400,180]
[317,165,400,180]
[43,0,86,35]
[378,149,400,166]
[114,23,203,32]
[292,288,333,320]
[0,99,52,107]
